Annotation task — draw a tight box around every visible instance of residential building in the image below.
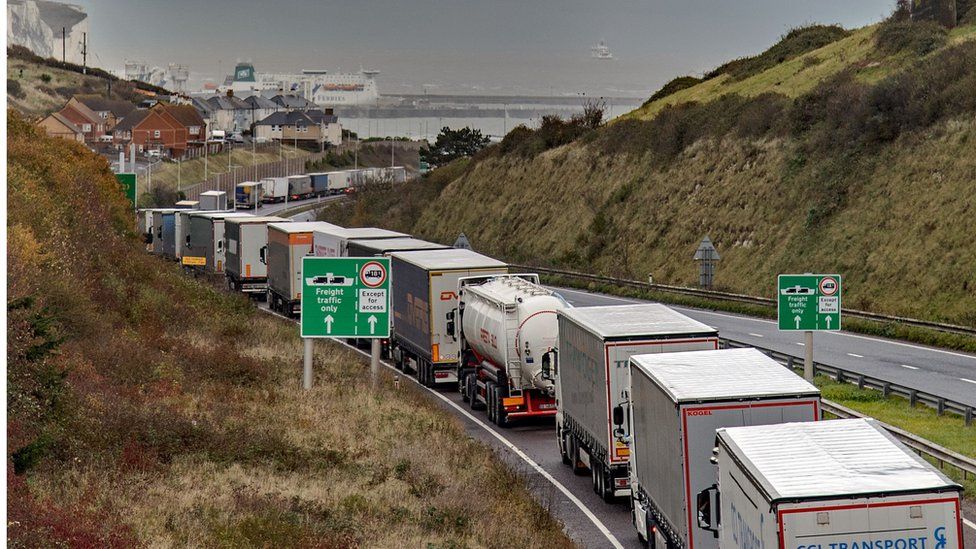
[205,92,251,133]
[304,108,342,146]
[73,95,136,131]
[36,112,84,142]
[58,97,104,142]
[271,94,317,111]
[253,108,342,146]
[243,95,278,131]
[114,103,206,158]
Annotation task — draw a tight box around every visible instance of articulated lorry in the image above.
[625,347,821,549]
[345,237,450,258]
[553,304,719,501]
[199,190,228,211]
[704,419,963,549]
[266,221,343,316]
[312,227,409,257]
[183,211,253,274]
[224,216,288,296]
[389,249,507,387]
[235,181,263,209]
[261,177,289,203]
[456,274,570,426]
[286,174,313,200]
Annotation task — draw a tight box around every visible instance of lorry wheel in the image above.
[468,375,484,411]
[592,461,601,494]
[460,373,470,402]
[559,430,571,465]
[494,391,509,428]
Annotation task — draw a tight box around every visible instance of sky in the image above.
[76,0,896,97]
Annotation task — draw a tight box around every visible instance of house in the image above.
[36,112,85,142]
[304,108,343,146]
[243,95,279,131]
[190,97,213,137]
[205,92,251,133]
[58,97,105,142]
[253,108,343,146]
[115,103,206,158]
[271,94,317,112]
[73,95,136,132]
[112,109,150,145]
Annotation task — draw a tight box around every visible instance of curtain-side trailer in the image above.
[225,216,288,296]
[706,419,963,549]
[266,222,344,316]
[626,348,821,549]
[308,172,330,197]
[553,304,719,501]
[185,212,253,274]
[286,175,313,200]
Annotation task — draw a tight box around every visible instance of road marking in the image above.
[261,306,625,549]
[847,353,864,358]
[964,516,976,531]
[960,378,976,385]
[748,333,764,338]
[795,342,805,346]
[900,364,920,370]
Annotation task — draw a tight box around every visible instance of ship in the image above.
[591,40,613,60]
[221,62,380,106]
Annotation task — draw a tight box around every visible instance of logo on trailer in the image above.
[819,276,838,296]
[359,261,387,288]
[934,526,946,549]
[440,291,458,301]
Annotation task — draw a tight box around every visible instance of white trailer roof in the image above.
[718,419,960,501]
[236,181,260,187]
[348,237,449,253]
[189,211,253,220]
[314,227,408,239]
[200,190,225,197]
[268,221,343,234]
[631,348,818,403]
[226,216,288,225]
[390,248,506,270]
[560,304,716,339]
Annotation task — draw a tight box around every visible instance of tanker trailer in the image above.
[453,274,570,427]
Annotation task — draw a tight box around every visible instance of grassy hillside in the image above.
[7,110,571,547]
[327,18,976,326]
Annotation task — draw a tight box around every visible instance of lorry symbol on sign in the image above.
[819,277,838,296]
[360,261,387,288]
[305,274,354,287]
[780,285,814,295]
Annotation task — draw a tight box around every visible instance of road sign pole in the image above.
[303,337,314,390]
[804,330,814,381]
[371,338,381,389]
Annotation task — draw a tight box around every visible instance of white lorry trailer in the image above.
[455,275,570,427]
[626,347,821,549]
[389,249,507,388]
[235,181,263,209]
[328,171,353,194]
[345,237,450,258]
[199,190,228,211]
[224,216,288,296]
[266,221,344,316]
[184,211,252,274]
[312,227,409,257]
[553,304,720,501]
[260,177,289,203]
[703,419,964,549]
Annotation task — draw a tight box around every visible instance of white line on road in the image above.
[748,333,764,338]
[960,378,976,385]
[900,364,920,370]
[847,353,864,358]
[964,516,976,531]
[796,342,805,346]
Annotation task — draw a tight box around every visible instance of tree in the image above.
[420,126,491,168]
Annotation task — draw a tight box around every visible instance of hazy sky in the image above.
[76,0,895,97]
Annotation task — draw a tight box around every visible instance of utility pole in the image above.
[81,32,87,74]
[62,27,66,63]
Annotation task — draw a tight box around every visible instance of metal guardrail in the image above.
[718,338,975,426]
[512,264,976,337]
[822,400,975,482]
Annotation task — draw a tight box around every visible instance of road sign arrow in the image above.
[324,315,334,334]
[825,316,832,330]
[794,315,802,330]
[367,315,378,334]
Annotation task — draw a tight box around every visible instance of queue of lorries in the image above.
[138,203,965,549]
[234,166,407,208]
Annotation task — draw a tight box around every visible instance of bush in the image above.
[40,73,52,83]
[644,76,703,105]
[875,20,948,56]
[8,78,24,98]
[705,25,849,81]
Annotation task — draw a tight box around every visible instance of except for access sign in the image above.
[300,257,390,338]
[777,274,841,331]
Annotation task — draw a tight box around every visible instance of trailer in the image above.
[183,211,252,274]
[266,221,344,317]
[159,210,182,259]
[174,200,199,209]
[389,249,507,387]
[225,216,288,296]
[235,181,263,209]
[327,170,352,194]
[345,237,450,258]
[705,419,963,549]
[308,172,330,197]
[175,210,198,259]
[199,190,228,211]
[312,227,409,258]
[553,304,720,501]
[626,347,821,549]
[286,174,313,200]
[149,209,181,255]
[260,177,289,203]
[455,275,570,426]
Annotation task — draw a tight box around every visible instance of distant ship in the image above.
[221,62,380,106]
[591,40,613,60]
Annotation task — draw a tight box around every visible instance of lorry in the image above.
[199,190,228,211]
[389,248,507,388]
[345,237,450,258]
[312,227,409,257]
[552,304,720,501]
[260,177,289,203]
[703,419,964,549]
[308,172,330,197]
[327,171,352,194]
[286,174,313,200]
[235,181,263,209]
[224,216,288,296]
[455,274,570,427]
[174,199,199,209]
[266,221,344,316]
[149,209,183,255]
[183,211,252,273]
[624,347,821,549]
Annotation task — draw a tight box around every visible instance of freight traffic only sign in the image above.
[777,274,841,331]
[115,172,136,209]
[300,257,390,338]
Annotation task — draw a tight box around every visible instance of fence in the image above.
[181,149,329,201]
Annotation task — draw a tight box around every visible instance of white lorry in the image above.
[266,221,344,316]
[703,419,964,549]
[224,216,288,296]
[260,177,289,203]
[455,274,570,427]
[552,304,719,501]
[312,227,409,258]
[625,347,821,549]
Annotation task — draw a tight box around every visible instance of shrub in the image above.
[39,73,52,83]
[875,20,948,56]
[8,78,24,98]
[706,25,849,81]
[644,76,703,105]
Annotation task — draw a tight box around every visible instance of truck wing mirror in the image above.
[696,484,720,535]
[612,405,624,427]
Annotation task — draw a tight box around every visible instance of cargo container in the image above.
[225,216,288,296]
[312,227,409,258]
[308,172,331,196]
[261,177,289,203]
[389,249,507,386]
[235,181,263,209]
[266,221,344,316]
[552,304,720,501]
[626,348,821,549]
[705,419,963,549]
[183,211,252,273]
[286,174,313,200]
[199,190,228,211]
[345,237,450,258]
[456,275,570,426]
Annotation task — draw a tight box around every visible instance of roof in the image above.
[314,227,408,240]
[200,190,225,197]
[189,212,254,220]
[244,95,279,109]
[271,94,317,110]
[630,348,819,403]
[718,419,961,502]
[305,109,339,125]
[236,181,261,188]
[63,99,101,124]
[268,221,344,234]
[163,104,205,127]
[206,94,251,111]
[255,110,314,127]
[225,216,289,225]
[74,95,136,117]
[559,304,717,339]
[346,237,450,254]
[114,109,150,132]
[46,112,82,133]
[390,248,507,271]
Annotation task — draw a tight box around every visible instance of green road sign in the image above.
[778,274,841,331]
[115,172,136,208]
[300,257,390,338]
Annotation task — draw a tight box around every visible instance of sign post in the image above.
[300,257,391,389]
[777,274,841,381]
